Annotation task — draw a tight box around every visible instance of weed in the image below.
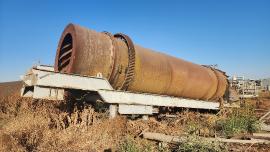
[118,136,155,152]
[119,137,141,152]
[184,114,218,137]
[158,142,170,152]
[177,135,227,152]
[185,121,201,135]
[216,104,260,137]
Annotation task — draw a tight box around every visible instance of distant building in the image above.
[261,78,270,91]
[232,76,244,81]
[230,75,260,98]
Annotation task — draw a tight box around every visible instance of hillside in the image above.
[0,81,22,97]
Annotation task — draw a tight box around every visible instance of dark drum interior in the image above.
[58,33,73,72]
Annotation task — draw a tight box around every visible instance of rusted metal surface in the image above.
[55,24,228,101]
[113,33,136,90]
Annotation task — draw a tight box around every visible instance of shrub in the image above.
[185,121,203,136]
[217,105,260,138]
[157,142,170,152]
[177,135,226,152]
[119,137,140,152]
[184,114,218,137]
[118,136,154,152]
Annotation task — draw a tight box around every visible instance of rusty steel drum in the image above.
[55,24,228,101]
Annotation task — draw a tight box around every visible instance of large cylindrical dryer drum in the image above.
[55,24,228,101]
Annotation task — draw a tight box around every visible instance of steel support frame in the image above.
[21,65,221,118]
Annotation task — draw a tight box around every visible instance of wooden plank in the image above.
[259,110,270,122]
[249,133,270,140]
[142,132,270,144]
[261,123,270,132]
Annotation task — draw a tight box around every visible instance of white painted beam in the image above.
[32,86,64,100]
[21,66,113,91]
[98,90,220,110]
[118,104,154,114]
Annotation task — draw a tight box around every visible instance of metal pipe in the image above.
[55,24,228,101]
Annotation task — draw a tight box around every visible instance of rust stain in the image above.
[55,24,228,101]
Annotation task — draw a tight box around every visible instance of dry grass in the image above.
[0,82,269,151]
[0,94,127,152]
[1,94,269,152]
[259,91,270,99]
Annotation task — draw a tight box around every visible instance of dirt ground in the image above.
[0,81,269,152]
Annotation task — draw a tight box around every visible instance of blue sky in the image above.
[0,0,269,82]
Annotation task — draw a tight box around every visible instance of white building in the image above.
[261,78,270,91]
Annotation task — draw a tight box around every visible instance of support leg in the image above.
[142,115,149,120]
[109,104,118,119]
